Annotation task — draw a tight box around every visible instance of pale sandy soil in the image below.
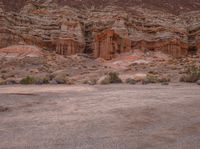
[0,84,200,149]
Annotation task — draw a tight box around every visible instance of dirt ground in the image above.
[0,84,200,149]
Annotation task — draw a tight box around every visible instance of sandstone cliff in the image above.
[0,0,200,60]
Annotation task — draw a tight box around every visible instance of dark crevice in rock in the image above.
[84,23,93,54]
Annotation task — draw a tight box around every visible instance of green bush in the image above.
[108,72,122,83]
[180,65,200,83]
[20,76,36,85]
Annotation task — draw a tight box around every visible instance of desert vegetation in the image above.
[180,64,200,83]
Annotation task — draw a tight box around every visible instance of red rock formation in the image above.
[55,38,85,55]
[131,39,188,58]
[0,1,200,60]
[93,29,131,60]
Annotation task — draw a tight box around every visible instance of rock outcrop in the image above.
[93,29,132,60]
[0,45,43,60]
[0,0,200,59]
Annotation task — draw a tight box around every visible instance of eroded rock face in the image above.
[0,2,86,56]
[89,7,195,59]
[55,38,85,55]
[0,0,200,59]
[188,26,200,55]
[93,29,132,60]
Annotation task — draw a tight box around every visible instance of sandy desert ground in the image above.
[0,84,200,149]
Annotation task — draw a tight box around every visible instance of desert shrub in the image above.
[35,77,49,84]
[108,72,122,83]
[42,78,49,84]
[126,78,137,85]
[180,65,200,83]
[20,76,36,84]
[143,74,159,84]
[100,72,122,84]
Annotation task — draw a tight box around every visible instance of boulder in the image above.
[54,75,67,84]
[51,70,69,79]
[133,73,147,81]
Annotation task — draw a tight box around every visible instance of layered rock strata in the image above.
[0,1,200,59]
